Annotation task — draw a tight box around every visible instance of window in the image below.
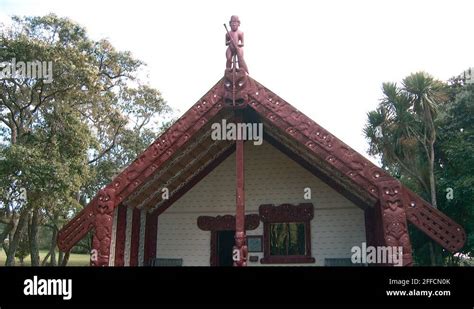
[259,203,315,264]
[270,223,306,256]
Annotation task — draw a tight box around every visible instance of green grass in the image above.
[0,249,90,266]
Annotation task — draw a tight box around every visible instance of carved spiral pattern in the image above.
[247,77,465,254]
[378,180,412,266]
[58,74,466,266]
[58,80,226,256]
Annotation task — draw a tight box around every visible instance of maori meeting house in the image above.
[57,16,466,267]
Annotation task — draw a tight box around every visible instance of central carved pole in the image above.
[233,110,247,266]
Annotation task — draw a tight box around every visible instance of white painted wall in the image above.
[109,207,119,266]
[156,141,367,266]
[110,205,153,266]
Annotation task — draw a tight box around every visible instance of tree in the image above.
[364,72,448,265]
[0,14,172,265]
[435,80,474,264]
[402,73,447,209]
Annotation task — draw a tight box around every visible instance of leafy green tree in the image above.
[15,232,29,266]
[365,72,446,203]
[365,72,474,265]
[0,14,172,265]
[403,73,447,209]
[364,72,448,265]
[435,81,474,264]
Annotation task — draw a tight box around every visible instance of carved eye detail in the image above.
[225,82,231,88]
[238,81,244,87]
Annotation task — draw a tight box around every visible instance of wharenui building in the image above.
[58,16,466,267]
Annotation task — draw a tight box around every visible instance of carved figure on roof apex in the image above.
[225,15,248,74]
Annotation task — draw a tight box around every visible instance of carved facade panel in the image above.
[248,78,465,253]
[58,80,226,256]
[404,188,466,252]
[91,187,116,266]
[197,214,260,231]
[377,180,412,266]
[259,203,314,223]
[58,73,466,267]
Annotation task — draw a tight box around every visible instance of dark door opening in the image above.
[217,230,235,266]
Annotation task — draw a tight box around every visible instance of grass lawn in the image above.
[0,249,90,266]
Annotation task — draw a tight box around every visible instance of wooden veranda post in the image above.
[233,110,247,266]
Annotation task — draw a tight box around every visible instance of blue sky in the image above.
[1,0,473,163]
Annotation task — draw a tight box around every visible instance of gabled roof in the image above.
[58,75,466,254]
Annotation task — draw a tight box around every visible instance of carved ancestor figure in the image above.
[233,231,248,266]
[377,180,413,266]
[92,187,115,266]
[225,15,249,74]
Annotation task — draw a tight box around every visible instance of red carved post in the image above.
[92,187,116,266]
[144,210,158,266]
[114,204,127,266]
[377,179,413,266]
[234,110,247,266]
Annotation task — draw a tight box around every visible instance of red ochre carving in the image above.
[259,203,314,222]
[58,73,466,266]
[57,80,225,253]
[223,69,257,109]
[376,180,413,266]
[197,214,259,267]
[247,78,465,254]
[197,214,260,231]
[91,187,115,266]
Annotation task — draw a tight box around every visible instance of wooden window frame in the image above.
[259,203,315,264]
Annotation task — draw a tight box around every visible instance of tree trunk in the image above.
[49,228,58,266]
[41,250,51,266]
[5,210,28,266]
[60,251,70,266]
[428,141,438,209]
[0,216,14,256]
[428,242,436,266]
[11,125,17,145]
[58,250,64,265]
[428,140,441,265]
[41,227,59,266]
[28,207,40,266]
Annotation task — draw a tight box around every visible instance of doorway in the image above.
[216,230,235,266]
[196,214,260,266]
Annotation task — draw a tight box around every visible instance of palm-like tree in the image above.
[364,72,446,207]
[402,72,447,208]
[365,82,429,194]
[364,72,447,265]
